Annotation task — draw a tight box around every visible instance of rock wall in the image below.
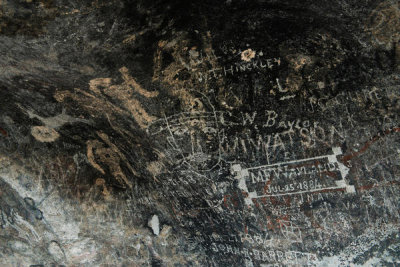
[0,0,399,266]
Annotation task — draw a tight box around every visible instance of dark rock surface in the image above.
[0,0,399,266]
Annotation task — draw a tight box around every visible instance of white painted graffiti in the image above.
[231,147,355,206]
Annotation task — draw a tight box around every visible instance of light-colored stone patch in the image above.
[148,215,160,236]
[241,48,256,62]
[31,126,60,142]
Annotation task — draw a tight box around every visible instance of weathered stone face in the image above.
[0,0,399,266]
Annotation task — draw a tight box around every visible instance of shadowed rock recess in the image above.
[0,0,399,266]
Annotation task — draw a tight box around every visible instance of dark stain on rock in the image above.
[0,0,57,37]
[301,199,336,212]
[0,127,7,136]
